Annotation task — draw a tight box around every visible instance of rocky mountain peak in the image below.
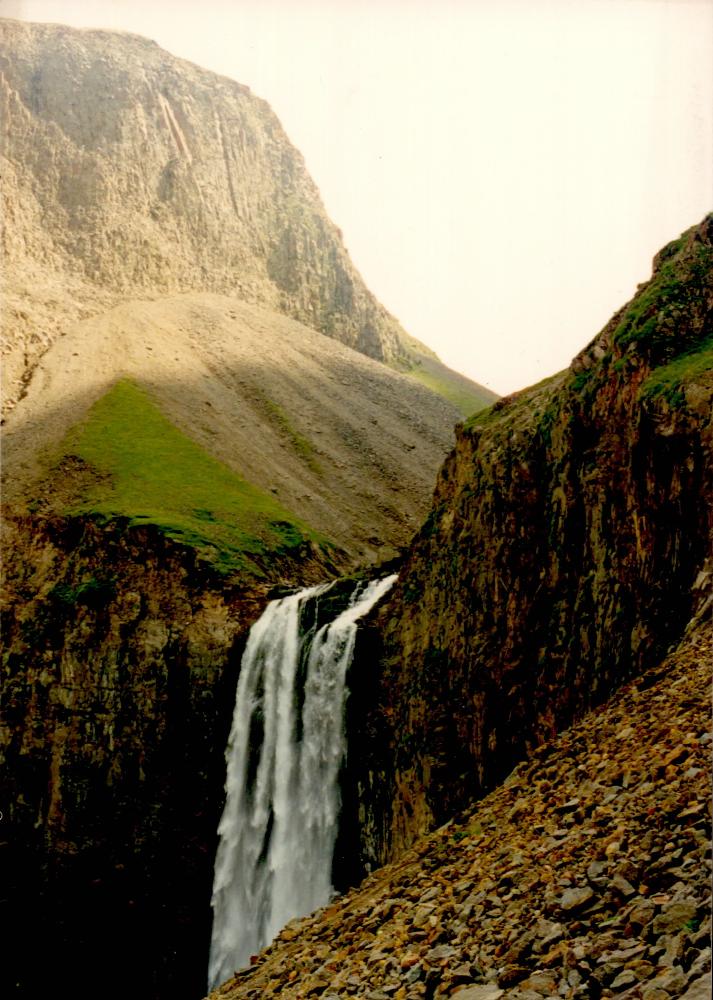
[0,17,452,412]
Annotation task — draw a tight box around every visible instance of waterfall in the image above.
[208,574,397,990]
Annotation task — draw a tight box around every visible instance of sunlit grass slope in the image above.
[55,379,326,576]
[409,354,498,417]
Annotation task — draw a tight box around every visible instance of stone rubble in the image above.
[208,624,711,1000]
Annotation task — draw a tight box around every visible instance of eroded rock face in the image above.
[0,516,337,999]
[347,215,713,866]
[0,18,413,411]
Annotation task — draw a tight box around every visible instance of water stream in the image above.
[208,574,396,990]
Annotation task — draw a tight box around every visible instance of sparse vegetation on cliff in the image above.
[642,335,713,405]
[612,223,713,362]
[349,214,712,879]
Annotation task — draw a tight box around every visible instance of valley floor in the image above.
[208,624,711,1000]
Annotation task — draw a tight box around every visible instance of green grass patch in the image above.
[53,379,326,576]
[571,369,594,392]
[410,368,491,417]
[464,403,499,430]
[463,372,562,433]
[409,356,497,417]
[612,228,712,360]
[641,335,713,406]
[260,395,322,474]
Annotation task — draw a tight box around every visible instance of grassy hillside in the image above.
[48,379,327,577]
[408,353,498,417]
[466,219,713,429]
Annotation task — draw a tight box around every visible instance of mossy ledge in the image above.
[464,215,713,436]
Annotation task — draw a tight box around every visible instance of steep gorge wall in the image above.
[0,18,414,410]
[347,216,713,868]
[0,514,337,999]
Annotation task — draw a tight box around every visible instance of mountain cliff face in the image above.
[1,522,284,999]
[3,15,710,1000]
[0,18,494,416]
[347,216,712,868]
[0,16,404,392]
[0,18,493,1000]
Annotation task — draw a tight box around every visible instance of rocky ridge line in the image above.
[0,17,457,413]
[209,623,711,1000]
[348,215,713,867]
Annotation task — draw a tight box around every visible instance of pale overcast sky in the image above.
[3,0,712,394]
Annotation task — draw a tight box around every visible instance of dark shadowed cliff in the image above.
[347,215,712,867]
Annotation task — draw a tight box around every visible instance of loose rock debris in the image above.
[209,625,711,1000]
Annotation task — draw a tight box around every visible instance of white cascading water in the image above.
[208,574,397,990]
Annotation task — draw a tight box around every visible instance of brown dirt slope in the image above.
[2,292,462,563]
[209,621,712,1000]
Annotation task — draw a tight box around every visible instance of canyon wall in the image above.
[347,216,713,868]
[1,514,342,998]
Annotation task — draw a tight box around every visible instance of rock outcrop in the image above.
[0,17,407,400]
[0,514,342,999]
[347,215,712,867]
